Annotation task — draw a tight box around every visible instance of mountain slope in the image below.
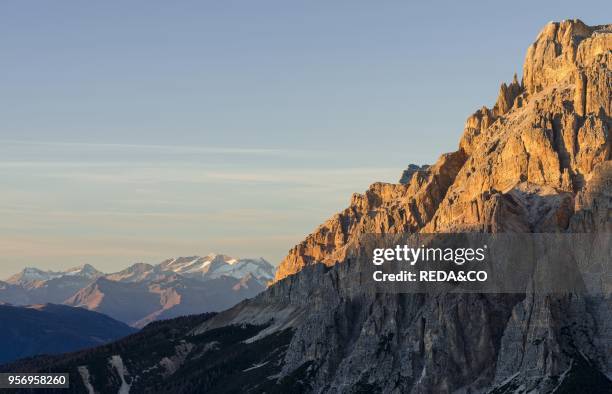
[62,255,273,327]
[0,303,136,364]
[65,274,266,328]
[5,19,610,393]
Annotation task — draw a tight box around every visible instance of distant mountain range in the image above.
[0,254,274,327]
[0,303,136,364]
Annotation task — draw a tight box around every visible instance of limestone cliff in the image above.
[235,19,610,393]
[274,19,611,282]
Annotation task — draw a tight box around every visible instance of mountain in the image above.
[158,254,275,285]
[65,272,266,328]
[0,303,136,364]
[273,18,611,282]
[64,255,273,327]
[0,281,28,304]
[4,20,610,393]
[0,255,275,328]
[0,264,103,305]
[104,263,158,283]
[5,267,63,284]
[6,264,103,285]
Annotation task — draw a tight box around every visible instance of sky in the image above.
[0,1,609,277]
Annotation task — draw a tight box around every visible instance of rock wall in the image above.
[274,19,611,282]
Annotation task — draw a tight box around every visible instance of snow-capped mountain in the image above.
[159,254,235,275]
[102,254,274,286]
[0,254,275,327]
[158,254,275,285]
[104,263,158,283]
[1,264,104,305]
[5,264,103,286]
[5,267,63,285]
[62,264,103,279]
[202,257,275,284]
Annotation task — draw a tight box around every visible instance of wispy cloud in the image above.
[0,139,316,157]
[1,160,398,187]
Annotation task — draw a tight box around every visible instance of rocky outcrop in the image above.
[523,20,611,94]
[275,19,611,284]
[399,164,430,184]
[493,74,523,117]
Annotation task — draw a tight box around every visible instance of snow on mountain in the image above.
[3,254,273,289]
[157,254,275,285]
[159,254,231,275]
[65,254,274,327]
[1,265,105,305]
[62,264,104,279]
[6,267,65,285]
[5,264,103,285]
[203,257,275,284]
[104,263,158,283]
[1,254,275,312]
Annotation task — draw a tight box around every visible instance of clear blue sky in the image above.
[0,1,609,276]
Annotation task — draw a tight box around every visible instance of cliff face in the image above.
[238,19,610,393]
[275,19,611,282]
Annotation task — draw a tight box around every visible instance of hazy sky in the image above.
[0,1,609,277]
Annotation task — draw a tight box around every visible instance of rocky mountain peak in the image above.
[399,164,430,184]
[523,19,611,95]
[63,264,103,278]
[104,262,156,282]
[5,267,62,284]
[493,73,523,117]
[273,18,610,280]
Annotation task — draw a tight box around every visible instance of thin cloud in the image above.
[1,161,399,187]
[0,139,315,157]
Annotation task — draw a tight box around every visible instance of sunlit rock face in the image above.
[275,19,611,282]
